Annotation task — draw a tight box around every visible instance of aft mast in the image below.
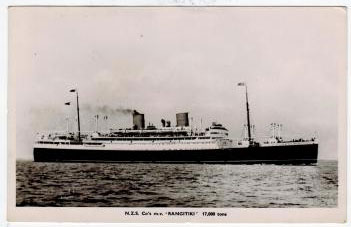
[238,82,252,143]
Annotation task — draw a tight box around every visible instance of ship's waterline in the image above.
[33,145,318,164]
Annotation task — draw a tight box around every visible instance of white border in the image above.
[346,3,350,225]
[0,0,350,6]
[0,1,7,227]
[1,1,350,227]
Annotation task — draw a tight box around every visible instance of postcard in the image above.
[7,6,347,223]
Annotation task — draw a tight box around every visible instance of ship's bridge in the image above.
[205,122,229,138]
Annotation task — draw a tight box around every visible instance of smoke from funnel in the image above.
[82,104,137,115]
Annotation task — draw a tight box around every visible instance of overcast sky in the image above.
[10,7,346,160]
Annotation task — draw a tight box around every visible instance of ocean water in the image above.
[16,160,337,207]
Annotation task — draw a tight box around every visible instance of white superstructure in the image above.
[34,122,233,151]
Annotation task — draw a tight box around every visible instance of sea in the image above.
[16,160,337,207]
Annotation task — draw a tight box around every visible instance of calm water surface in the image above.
[16,160,337,207]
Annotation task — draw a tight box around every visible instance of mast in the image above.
[245,85,252,142]
[76,91,81,142]
[238,82,252,143]
[95,114,99,132]
[70,89,81,142]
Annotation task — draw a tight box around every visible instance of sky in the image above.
[9,7,346,160]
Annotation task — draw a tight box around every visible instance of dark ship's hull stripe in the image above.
[34,144,318,165]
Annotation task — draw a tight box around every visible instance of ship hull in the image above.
[33,144,318,165]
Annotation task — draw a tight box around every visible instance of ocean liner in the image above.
[33,84,318,164]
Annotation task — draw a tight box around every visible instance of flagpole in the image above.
[64,102,71,133]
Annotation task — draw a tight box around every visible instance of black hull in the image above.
[34,144,318,165]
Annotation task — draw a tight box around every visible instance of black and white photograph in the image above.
[7,6,347,222]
